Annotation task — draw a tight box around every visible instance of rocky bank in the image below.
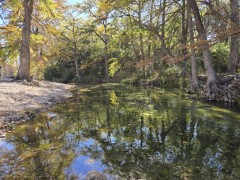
[0,79,76,134]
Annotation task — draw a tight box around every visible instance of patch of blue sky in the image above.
[67,0,83,5]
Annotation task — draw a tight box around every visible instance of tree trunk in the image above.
[188,2,199,89]
[181,0,188,74]
[131,33,139,60]
[147,0,154,77]
[138,0,144,60]
[16,0,33,81]
[147,0,154,60]
[160,0,167,58]
[227,0,239,74]
[74,56,80,79]
[129,16,140,60]
[181,0,188,56]
[75,58,80,79]
[104,41,109,78]
[73,23,80,79]
[189,0,218,86]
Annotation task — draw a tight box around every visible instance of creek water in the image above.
[0,83,240,179]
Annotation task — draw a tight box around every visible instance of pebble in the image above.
[47,112,57,118]
[85,171,107,180]
[0,132,6,138]
[0,81,75,132]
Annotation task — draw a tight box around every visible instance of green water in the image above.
[1,84,240,179]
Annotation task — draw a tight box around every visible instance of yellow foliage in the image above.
[97,0,114,12]
[96,24,105,34]
[2,25,21,35]
[108,58,121,77]
[109,91,119,106]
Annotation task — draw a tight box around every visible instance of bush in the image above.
[44,66,61,81]
[211,42,229,73]
[44,63,75,83]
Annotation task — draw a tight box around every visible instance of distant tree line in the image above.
[0,0,239,98]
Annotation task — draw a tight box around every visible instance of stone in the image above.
[0,132,6,138]
[85,171,107,180]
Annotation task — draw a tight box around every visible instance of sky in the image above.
[67,0,82,5]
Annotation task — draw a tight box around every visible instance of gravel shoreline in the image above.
[0,80,76,134]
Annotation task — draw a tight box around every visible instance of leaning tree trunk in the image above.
[188,0,238,103]
[16,0,33,81]
[189,0,218,88]
[227,0,239,74]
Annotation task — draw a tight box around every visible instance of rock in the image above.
[0,132,6,138]
[22,79,30,86]
[0,77,14,82]
[85,171,107,180]
[46,112,57,119]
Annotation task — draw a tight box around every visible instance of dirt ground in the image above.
[0,79,76,133]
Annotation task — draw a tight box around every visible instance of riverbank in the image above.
[124,74,240,103]
[0,80,76,134]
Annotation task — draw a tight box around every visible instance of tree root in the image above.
[204,78,240,103]
[187,83,200,94]
[22,79,40,87]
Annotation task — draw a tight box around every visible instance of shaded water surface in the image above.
[1,84,240,179]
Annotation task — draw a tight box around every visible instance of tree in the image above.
[188,1,198,90]
[189,0,218,91]
[16,0,34,81]
[157,0,172,59]
[60,15,83,79]
[137,0,145,61]
[1,0,66,81]
[227,0,239,74]
[181,0,187,57]
[82,0,115,79]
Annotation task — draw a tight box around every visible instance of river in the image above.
[0,83,240,179]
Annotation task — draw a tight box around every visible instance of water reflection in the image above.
[0,84,240,179]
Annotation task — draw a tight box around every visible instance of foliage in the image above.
[44,61,75,83]
[210,42,229,73]
[0,0,239,86]
[44,65,61,81]
[108,58,121,77]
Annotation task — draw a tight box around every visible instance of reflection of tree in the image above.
[140,116,144,147]
[1,85,240,179]
[0,113,78,179]
[75,86,240,179]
